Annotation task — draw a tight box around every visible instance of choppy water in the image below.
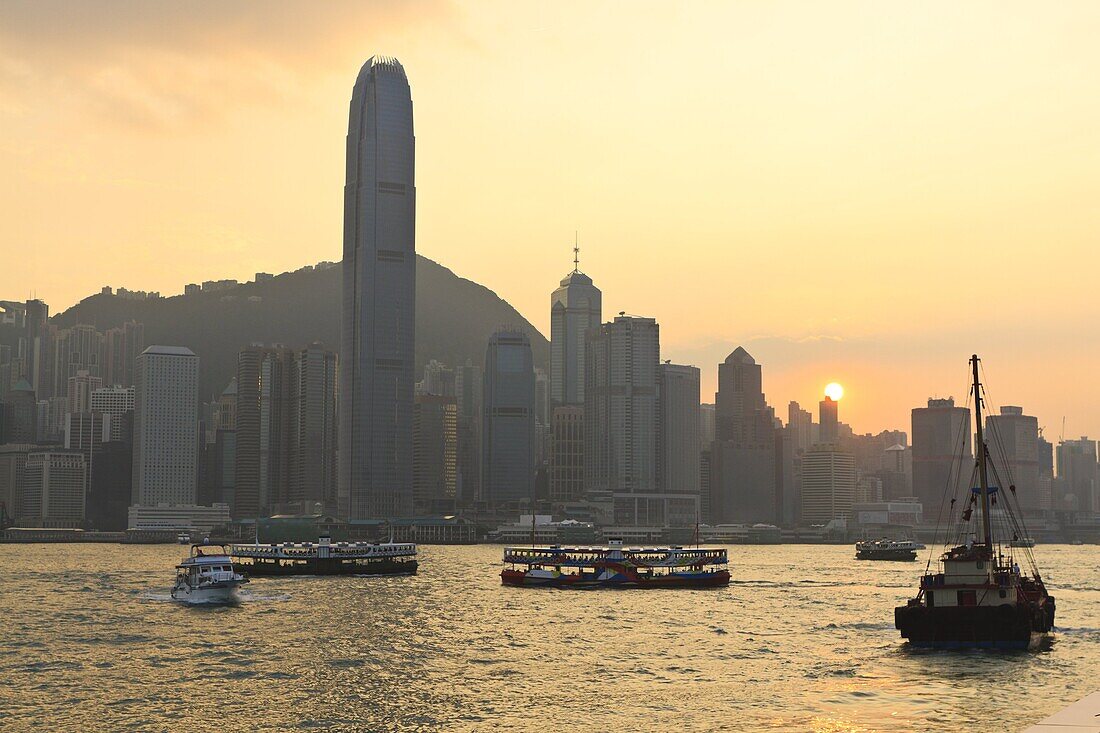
[0,543,1096,731]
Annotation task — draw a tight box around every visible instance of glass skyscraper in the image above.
[339,56,416,519]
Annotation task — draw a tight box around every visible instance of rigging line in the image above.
[925,368,976,571]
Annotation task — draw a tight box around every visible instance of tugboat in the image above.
[172,542,249,604]
[856,539,922,561]
[895,355,1056,649]
[501,539,730,588]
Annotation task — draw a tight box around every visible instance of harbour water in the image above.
[1,543,1096,731]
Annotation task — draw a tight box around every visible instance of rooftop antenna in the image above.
[572,231,580,274]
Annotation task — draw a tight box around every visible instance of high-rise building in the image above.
[417,360,455,397]
[21,449,86,527]
[1055,437,1098,513]
[819,397,839,443]
[911,397,972,516]
[87,439,133,531]
[0,444,32,523]
[64,411,111,484]
[104,320,144,388]
[657,363,701,497]
[549,406,585,503]
[235,344,337,517]
[482,330,536,505]
[986,406,1042,512]
[585,316,663,524]
[699,403,716,448]
[67,369,103,414]
[132,346,199,507]
[455,361,482,503]
[339,55,416,521]
[2,378,37,444]
[788,401,813,454]
[91,386,135,442]
[800,444,856,524]
[550,257,602,407]
[413,394,457,513]
[52,325,104,402]
[215,379,237,430]
[289,345,338,513]
[709,347,777,525]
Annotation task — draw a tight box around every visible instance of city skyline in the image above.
[3,3,1100,437]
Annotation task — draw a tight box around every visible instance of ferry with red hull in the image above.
[501,540,730,589]
[894,355,1056,650]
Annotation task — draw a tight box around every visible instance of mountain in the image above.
[53,257,548,401]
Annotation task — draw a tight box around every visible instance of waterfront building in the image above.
[21,449,86,527]
[986,406,1043,512]
[800,443,856,524]
[413,394,458,513]
[87,440,133,531]
[0,443,33,522]
[339,55,416,521]
[911,397,972,516]
[550,253,602,407]
[709,347,777,525]
[550,405,585,503]
[132,346,199,507]
[127,502,231,533]
[482,329,536,505]
[585,316,667,525]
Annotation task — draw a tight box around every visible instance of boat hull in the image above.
[171,581,245,605]
[895,599,1056,650]
[501,568,730,589]
[233,557,418,577]
[856,550,917,561]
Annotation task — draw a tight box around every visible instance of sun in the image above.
[824,382,844,401]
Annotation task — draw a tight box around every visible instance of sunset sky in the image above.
[3,1,1099,437]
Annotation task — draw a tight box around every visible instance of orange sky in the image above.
[2,1,1099,437]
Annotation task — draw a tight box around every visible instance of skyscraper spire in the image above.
[573,231,580,274]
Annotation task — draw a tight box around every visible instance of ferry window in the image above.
[976,561,984,569]
[957,590,977,607]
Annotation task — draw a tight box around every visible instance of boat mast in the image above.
[971,354,994,553]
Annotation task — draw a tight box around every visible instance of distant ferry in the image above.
[172,543,248,604]
[501,540,730,589]
[231,534,417,576]
[856,539,923,561]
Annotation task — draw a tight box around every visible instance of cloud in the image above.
[0,0,456,130]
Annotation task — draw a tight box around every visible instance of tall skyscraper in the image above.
[549,405,585,503]
[413,394,457,513]
[657,363,701,496]
[550,252,602,407]
[585,316,662,524]
[819,396,839,443]
[986,405,1042,512]
[339,55,416,520]
[91,385,135,442]
[104,320,145,388]
[132,346,199,507]
[911,397,972,515]
[455,360,482,503]
[482,330,536,505]
[800,444,856,524]
[709,347,777,524]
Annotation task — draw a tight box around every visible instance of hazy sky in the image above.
[3,1,1099,437]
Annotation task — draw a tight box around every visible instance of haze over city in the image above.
[4,1,1100,436]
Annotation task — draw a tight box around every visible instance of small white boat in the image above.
[172,543,249,605]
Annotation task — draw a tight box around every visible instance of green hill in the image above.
[53,257,548,401]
